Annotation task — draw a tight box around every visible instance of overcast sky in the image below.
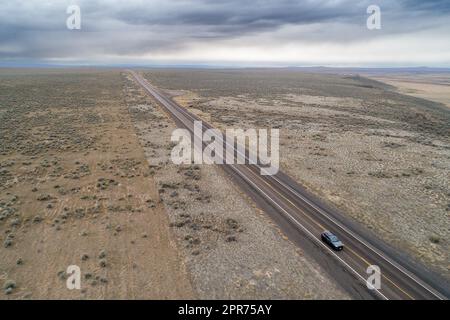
[1,0,450,66]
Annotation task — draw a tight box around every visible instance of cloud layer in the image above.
[1,0,449,66]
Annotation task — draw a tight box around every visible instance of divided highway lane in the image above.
[129,70,449,300]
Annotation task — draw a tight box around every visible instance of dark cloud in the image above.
[0,0,449,64]
[401,0,450,13]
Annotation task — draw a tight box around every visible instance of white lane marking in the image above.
[131,71,444,299]
[231,164,389,300]
[156,79,442,299]
[267,174,444,299]
[132,71,388,298]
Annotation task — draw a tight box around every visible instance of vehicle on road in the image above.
[321,231,344,251]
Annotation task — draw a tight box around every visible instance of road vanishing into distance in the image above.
[130,70,449,300]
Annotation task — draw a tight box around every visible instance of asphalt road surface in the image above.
[130,70,450,300]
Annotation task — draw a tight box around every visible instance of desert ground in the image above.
[0,69,347,299]
[0,69,193,299]
[142,68,450,279]
[367,73,450,109]
[123,72,347,299]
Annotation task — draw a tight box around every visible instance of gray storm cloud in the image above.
[0,0,449,65]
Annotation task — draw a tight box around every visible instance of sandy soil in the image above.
[0,69,194,299]
[370,74,450,109]
[125,72,348,299]
[141,69,450,279]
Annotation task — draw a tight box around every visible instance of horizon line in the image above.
[1,63,450,71]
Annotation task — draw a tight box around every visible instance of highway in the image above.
[130,70,449,300]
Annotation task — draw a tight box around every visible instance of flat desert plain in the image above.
[369,73,450,109]
[0,69,347,299]
[142,68,450,279]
